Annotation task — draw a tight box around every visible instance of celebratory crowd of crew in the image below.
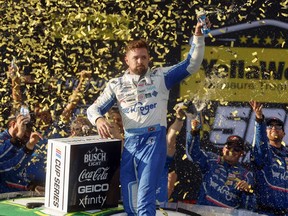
[1,16,288,216]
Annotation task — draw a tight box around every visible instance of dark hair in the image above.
[226,135,245,149]
[266,117,284,131]
[125,39,149,53]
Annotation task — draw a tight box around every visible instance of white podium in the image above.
[45,135,122,213]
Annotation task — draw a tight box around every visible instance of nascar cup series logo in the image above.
[53,148,62,208]
[84,147,107,166]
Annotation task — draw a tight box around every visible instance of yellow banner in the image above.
[180,46,288,103]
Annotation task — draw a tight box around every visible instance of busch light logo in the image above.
[122,102,157,115]
[84,147,107,166]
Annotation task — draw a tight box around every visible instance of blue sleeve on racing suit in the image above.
[164,36,205,90]
[252,120,271,167]
[186,132,211,173]
[0,147,31,173]
[87,79,117,126]
[0,130,23,162]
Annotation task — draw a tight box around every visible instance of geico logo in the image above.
[78,183,109,194]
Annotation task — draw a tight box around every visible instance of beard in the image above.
[132,65,148,75]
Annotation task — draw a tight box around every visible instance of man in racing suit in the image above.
[87,20,208,215]
[250,100,288,216]
[186,120,255,210]
[0,115,41,192]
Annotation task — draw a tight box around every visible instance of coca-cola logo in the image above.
[78,167,109,182]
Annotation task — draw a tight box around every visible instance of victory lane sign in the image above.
[45,135,122,213]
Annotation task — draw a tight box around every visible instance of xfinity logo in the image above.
[122,102,157,115]
[79,195,107,208]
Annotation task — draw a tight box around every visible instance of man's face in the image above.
[222,144,243,165]
[266,123,285,142]
[125,48,149,76]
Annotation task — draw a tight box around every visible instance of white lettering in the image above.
[122,102,157,115]
[78,183,109,194]
[78,167,109,182]
[79,195,107,208]
[84,152,106,163]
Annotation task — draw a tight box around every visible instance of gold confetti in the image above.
[252,52,258,56]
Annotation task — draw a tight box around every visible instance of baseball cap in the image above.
[266,117,284,130]
[225,135,245,150]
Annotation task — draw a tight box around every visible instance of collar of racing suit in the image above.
[219,156,240,168]
[270,144,288,157]
[124,68,152,85]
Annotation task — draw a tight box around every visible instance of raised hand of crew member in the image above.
[191,119,200,131]
[174,105,186,121]
[249,100,263,119]
[12,115,30,139]
[96,117,113,139]
[26,132,43,150]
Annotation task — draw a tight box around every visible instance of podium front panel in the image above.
[45,136,121,213]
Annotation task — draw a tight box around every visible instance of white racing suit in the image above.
[87,36,205,216]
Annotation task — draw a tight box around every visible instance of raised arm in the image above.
[186,119,210,171]
[249,100,270,166]
[166,104,186,157]
[164,18,210,90]
[61,70,91,123]
[7,65,22,111]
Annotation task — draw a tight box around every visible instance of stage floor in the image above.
[0,192,265,216]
